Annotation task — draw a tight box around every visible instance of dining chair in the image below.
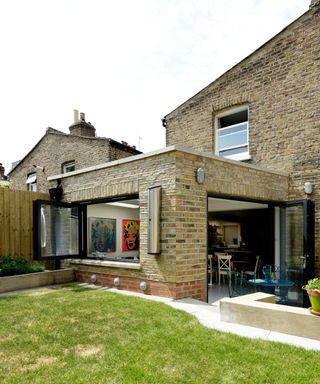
[216,253,232,286]
[208,254,217,285]
[242,255,261,283]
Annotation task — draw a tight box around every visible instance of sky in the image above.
[0,0,310,173]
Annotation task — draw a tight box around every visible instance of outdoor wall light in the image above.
[139,281,148,291]
[33,164,45,172]
[148,186,161,254]
[304,182,313,195]
[114,277,120,287]
[90,274,97,283]
[196,167,205,184]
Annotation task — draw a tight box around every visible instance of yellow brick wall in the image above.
[59,148,288,300]
[10,132,139,192]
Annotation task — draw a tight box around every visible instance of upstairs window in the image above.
[215,107,250,161]
[26,173,37,192]
[62,161,75,174]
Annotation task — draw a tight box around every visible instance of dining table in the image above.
[248,278,295,304]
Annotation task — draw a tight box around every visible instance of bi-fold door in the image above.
[33,200,84,260]
[279,199,314,307]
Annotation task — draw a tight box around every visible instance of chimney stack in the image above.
[69,110,96,137]
[0,163,5,180]
[310,0,320,8]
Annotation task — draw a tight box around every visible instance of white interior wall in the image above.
[87,203,139,258]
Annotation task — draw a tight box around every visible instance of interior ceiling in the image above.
[105,199,139,207]
[116,199,139,205]
[97,198,267,212]
[208,197,268,213]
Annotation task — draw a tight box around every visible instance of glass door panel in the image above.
[280,200,314,307]
[34,200,83,259]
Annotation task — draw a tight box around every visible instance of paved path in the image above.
[79,283,320,351]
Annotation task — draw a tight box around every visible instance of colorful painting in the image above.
[122,219,140,251]
[88,217,116,254]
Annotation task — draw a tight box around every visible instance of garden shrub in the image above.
[0,256,44,276]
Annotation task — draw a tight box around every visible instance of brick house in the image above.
[163,1,320,284]
[8,111,141,193]
[0,163,10,188]
[32,1,319,307]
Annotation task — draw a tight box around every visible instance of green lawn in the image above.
[0,285,319,384]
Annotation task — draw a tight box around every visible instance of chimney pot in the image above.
[73,109,79,124]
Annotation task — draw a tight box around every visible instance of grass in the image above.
[0,285,319,384]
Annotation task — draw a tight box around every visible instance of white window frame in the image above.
[215,105,250,161]
[62,161,75,174]
[26,173,37,192]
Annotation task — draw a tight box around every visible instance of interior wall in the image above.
[87,204,139,258]
[208,219,241,246]
[208,208,273,265]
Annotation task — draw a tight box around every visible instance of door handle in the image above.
[299,255,308,269]
[40,207,47,248]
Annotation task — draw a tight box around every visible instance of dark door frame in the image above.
[206,194,315,305]
[33,194,140,262]
[33,200,84,260]
[279,199,315,306]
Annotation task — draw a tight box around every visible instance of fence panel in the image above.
[0,189,48,259]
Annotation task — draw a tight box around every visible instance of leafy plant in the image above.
[302,277,320,291]
[26,261,45,273]
[0,256,44,276]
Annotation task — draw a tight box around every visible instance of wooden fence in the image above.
[0,189,48,260]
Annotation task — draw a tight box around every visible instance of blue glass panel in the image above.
[218,122,248,151]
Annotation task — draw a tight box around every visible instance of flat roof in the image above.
[47,145,288,181]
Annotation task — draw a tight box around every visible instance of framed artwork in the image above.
[88,217,116,254]
[122,219,140,251]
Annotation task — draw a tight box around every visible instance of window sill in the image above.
[66,258,141,270]
[218,153,251,162]
[238,155,251,162]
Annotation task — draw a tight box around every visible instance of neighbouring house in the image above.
[0,163,10,188]
[8,110,141,193]
[30,1,319,307]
